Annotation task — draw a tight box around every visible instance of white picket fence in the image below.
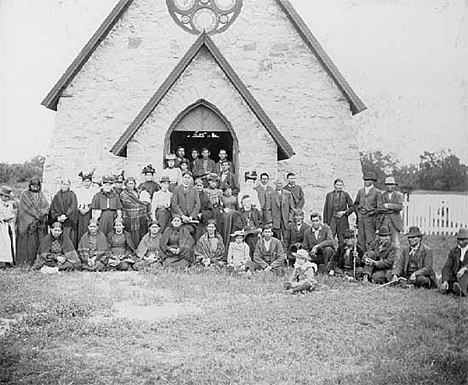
[402,191,468,235]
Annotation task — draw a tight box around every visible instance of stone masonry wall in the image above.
[43,0,363,217]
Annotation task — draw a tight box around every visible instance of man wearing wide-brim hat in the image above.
[353,171,381,251]
[441,228,468,296]
[362,226,398,284]
[377,176,404,248]
[391,226,437,288]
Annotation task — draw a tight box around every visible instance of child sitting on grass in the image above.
[284,249,317,294]
[227,229,251,274]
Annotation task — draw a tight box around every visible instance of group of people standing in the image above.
[0,146,466,297]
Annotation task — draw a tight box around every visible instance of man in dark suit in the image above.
[283,209,310,266]
[265,180,294,240]
[247,224,285,274]
[441,228,468,296]
[391,226,437,288]
[214,149,235,175]
[255,173,274,223]
[302,212,335,271]
[232,195,263,258]
[353,171,381,251]
[323,178,354,245]
[218,160,238,194]
[377,176,404,248]
[283,172,305,210]
[171,171,200,239]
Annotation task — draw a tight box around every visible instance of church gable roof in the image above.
[111,32,295,160]
[41,0,366,115]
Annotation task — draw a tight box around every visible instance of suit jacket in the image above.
[329,243,364,271]
[283,222,310,251]
[265,189,294,230]
[215,161,235,175]
[393,242,437,286]
[354,187,381,216]
[232,208,262,233]
[442,246,468,283]
[218,171,238,193]
[255,185,273,221]
[323,190,354,225]
[367,242,397,270]
[283,184,305,209]
[377,191,404,231]
[193,158,216,179]
[253,237,285,269]
[171,185,200,218]
[302,225,334,251]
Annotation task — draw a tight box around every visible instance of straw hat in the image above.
[294,249,311,261]
[384,176,397,185]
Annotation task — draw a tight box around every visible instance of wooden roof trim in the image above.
[276,0,366,115]
[111,32,295,160]
[41,0,134,111]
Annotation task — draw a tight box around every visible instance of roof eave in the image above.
[276,0,367,116]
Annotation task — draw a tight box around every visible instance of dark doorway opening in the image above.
[170,131,234,163]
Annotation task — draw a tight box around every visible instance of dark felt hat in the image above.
[376,226,391,236]
[0,186,12,198]
[456,228,468,240]
[363,171,377,181]
[102,175,115,184]
[159,176,170,183]
[405,226,424,238]
[142,164,156,174]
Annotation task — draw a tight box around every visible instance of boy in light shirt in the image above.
[284,249,317,294]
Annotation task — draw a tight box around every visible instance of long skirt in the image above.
[163,256,190,269]
[98,210,117,236]
[0,222,14,263]
[77,210,92,247]
[219,211,234,246]
[155,208,171,233]
[16,225,48,266]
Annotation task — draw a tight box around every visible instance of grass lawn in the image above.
[1,235,467,385]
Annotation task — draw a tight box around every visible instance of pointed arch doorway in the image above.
[164,100,239,175]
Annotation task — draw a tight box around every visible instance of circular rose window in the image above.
[167,0,243,35]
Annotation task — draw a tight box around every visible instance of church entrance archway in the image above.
[164,100,239,174]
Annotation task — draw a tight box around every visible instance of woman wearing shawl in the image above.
[48,179,78,245]
[159,215,194,269]
[77,219,109,272]
[91,176,122,236]
[120,177,149,247]
[16,177,49,265]
[107,218,137,271]
[151,176,172,233]
[75,171,98,248]
[195,219,226,267]
[33,222,81,272]
[0,186,15,267]
[135,221,162,268]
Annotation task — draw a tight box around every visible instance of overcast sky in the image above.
[0,0,467,165]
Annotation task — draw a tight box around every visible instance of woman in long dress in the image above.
[91,176,122,236]
[195,219,226,267]
[48,179,78,246]
[33,222,81,272]
[77,218,109,272]
[0,186,15,267]
[120,177,149,247]
[75,171,98,248]
[151,176,172,233]
[107,218,136,271]
[159,215,194,269]
[16,177,49,265]
[135,221,162,268]
[219,186,238,246]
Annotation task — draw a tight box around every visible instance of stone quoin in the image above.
[41,0,366,213]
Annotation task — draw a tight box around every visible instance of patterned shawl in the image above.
[136,232,161,259]
[195,232,226,262]
[48,190,78,227]
[120,188,149,231]
[159,225,194,260]
[17,189,49,234]
[77,230,109,263]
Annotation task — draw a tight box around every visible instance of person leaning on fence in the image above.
[440,228,468,296]
[377,176,404,249]
[391,226,437,288]
[328,228,364,278]
[362,226,398,284]
[284,249,317,294]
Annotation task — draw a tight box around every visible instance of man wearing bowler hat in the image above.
[362,226,397,284]
[377,176,404,248]
[353,171,381,251]
[391,226,437,288]
[441,228,468,296]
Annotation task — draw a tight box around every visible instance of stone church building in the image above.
[42,0,366,212]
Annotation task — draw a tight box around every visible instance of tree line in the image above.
[0,150,466,193]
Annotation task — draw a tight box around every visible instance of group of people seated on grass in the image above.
[0,146,467,296]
